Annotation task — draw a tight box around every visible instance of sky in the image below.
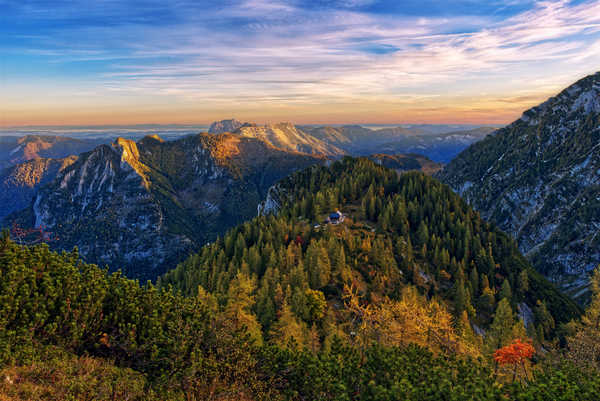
[1,0,600,127]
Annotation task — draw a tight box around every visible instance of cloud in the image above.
[3,0,600,124]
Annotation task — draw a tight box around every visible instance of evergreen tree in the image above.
[454,279,468,316]
[269,300,307,349]
[516,269,529,300]
[488,298,515,352]
[499,279,512,301]
[224,272,263,345]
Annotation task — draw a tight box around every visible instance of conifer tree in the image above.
[516,270,529,300]
[454,279,468,316]
[488,298,515,351]
[223,272,263,345]
[499,279,512,301]
[269,300,307,349]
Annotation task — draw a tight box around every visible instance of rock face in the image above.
[208,119,244,134]
[0,157,77,221]
[233,122,345,157]
[9,133,324,280]
[438,72,600,300]
[0,135,100,170]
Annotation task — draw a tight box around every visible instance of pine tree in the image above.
[516,270,529,300]
[488,298,515,352]
[566,266,600,369]
[533,300,555,342]
[269,300,307,349]
[223,272,263,346]
[499,279,512,301]
[454,279,467,316]
[470,267,479,296]
[305,288,327,322]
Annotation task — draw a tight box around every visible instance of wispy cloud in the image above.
[2,0,600,125]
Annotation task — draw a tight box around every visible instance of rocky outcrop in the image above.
[438,72,600,300]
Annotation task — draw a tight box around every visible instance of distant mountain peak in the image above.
[208,119,244,134]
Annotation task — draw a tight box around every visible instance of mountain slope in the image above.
[162,157,580,345]
[7,133,324,279]
[233,122,345,157]
[438,72,600,299]
[303,125,496,162]
[2,233,596,400]
[0,135,100,169]
[0,156,77,221]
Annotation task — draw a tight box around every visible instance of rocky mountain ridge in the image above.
[234,122,345,157]
[438,71,600,300]
[0,156,77,221]
[8,133,324,279]
[208,119,244,134]
[0,135,101,170]
[207,120,496,162]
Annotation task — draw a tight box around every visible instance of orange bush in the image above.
[494,339,535,365]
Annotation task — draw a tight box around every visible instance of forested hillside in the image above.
[161,158,580,352]
[2,228,600,400]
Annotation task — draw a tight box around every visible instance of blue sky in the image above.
[1,0,600,126]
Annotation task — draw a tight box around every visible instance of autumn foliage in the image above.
[494,338,535,365]
[494,338,535,382]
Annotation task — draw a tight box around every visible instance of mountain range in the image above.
[2,73,598,292]
[206,119,496,162]
[0,135,101,170]
[7,133,324,279]
[1,124,456,278]
[302,125,496,162]
[438,71,600,300]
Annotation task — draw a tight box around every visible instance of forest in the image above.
[1,157,599,400]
